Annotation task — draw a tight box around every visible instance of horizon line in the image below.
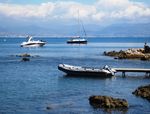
[0,35,150,38]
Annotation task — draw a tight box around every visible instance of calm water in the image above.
[0,37,150,114]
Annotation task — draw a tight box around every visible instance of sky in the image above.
[0,0,150,36]
[0,0,150,5]
[1,0,96,4]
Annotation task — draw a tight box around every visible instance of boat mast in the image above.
[80,19,87,37]
[77,10,80,38]
[77,10,87,38]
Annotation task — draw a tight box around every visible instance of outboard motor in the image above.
[103,65,116,75]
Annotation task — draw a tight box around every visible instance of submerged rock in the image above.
[17,53,31,57]
[16,53,40,58]
[21,57,30,62]
[89,95,128,109]
[132,84,150,101]
[46,102,73,110]
[46,106,52,110]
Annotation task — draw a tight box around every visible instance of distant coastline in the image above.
[0,35,150,38]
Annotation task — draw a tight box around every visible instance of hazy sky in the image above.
[0,0,150,30]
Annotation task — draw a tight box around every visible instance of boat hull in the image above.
[67,41,87,44]
[20,42,46,47]
[58,64,114,77]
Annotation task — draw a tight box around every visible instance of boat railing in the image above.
[26,36,33,42]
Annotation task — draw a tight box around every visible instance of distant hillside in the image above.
[0,22,150,37]
[98,23,150,37]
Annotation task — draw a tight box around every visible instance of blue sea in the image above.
[0,37,150,114]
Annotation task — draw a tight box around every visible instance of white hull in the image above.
[20,36,46,47]
[67,38,87,44]
[21,42,46,47]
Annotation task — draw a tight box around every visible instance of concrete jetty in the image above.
[114,68,150,77]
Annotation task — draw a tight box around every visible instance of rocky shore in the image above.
[104,43,150,60]
[132,84,150,101]
[89,95,128,109]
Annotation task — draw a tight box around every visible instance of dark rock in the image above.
[46,106,52,110]
[104,51,120,57]
[21,57,30,61]
[15,53,40,58]
[104,51,107,55]
[132,84,150,101]
[114,57,118,59]
[141,56,150,61]
[89,95,128,109]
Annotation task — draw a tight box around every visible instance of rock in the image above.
[104,48,150,60]
[21,57,30,61]
[114,57,118,59]
[89,95,128,109]
[132,84,150,101]
[15,53,40,58]
[104,51,120,57]
[18,53,31,57]
[46,106,52,110]
[141,56,150,61]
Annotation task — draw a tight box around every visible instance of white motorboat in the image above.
[58,64,116,77]
[20,36,46,47]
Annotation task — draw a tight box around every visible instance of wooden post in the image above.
[122,72,126,77]
[145,72,150,77]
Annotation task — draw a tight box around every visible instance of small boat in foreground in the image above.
[58,64,116,77]
[20,36,46,47]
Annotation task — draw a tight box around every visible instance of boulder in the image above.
[89,95,128,109]
[132,84,150,101]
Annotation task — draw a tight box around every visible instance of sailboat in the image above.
[67,11,87,44]
[67,36,87,44]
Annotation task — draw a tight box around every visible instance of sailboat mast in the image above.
[77,10,87,37]
[77,10,80,37]
[81,20,87,37]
